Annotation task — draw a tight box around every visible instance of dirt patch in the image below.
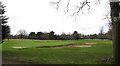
[36,44,92,48]
[36,45,63,48]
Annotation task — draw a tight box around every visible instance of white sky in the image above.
[2,0,110,35]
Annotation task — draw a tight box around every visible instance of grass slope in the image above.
[2,39,113,64]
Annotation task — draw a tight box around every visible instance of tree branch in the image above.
[50,0,90,20]
[50,0,62,10]
[64,0,70,14]
[71,0,90,20]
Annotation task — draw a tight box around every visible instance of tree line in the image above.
[9,29,112,40]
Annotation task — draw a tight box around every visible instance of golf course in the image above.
[2,39,113,64]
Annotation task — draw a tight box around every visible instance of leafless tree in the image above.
[17,29,27,39]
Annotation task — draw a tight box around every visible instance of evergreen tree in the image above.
[0,1,10,42]
[49,31,55,40]
[72,31,79,40]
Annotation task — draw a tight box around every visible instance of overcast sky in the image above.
[2,0,110,35]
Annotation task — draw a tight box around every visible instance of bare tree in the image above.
[17,29,27,39]
[100,26,104,34]
[99,26,105,39]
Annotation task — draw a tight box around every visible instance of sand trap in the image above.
[83,42,96,45]
[12,46,27,49]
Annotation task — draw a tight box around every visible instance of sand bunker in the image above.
[75,45,91,48]
[82,42,96,45]
[12,46,27,49]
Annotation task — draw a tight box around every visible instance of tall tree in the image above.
[49,31,55,40]
[0,1,10,42]
[72,31,79,40]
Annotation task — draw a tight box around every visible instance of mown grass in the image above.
[2,39,113,64]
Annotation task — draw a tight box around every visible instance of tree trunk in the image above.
[110,1,120,64]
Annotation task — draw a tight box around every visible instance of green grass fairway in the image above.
[2,39,113,64]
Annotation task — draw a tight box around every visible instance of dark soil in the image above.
[36,42,96,48]
[36,44,81,48]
